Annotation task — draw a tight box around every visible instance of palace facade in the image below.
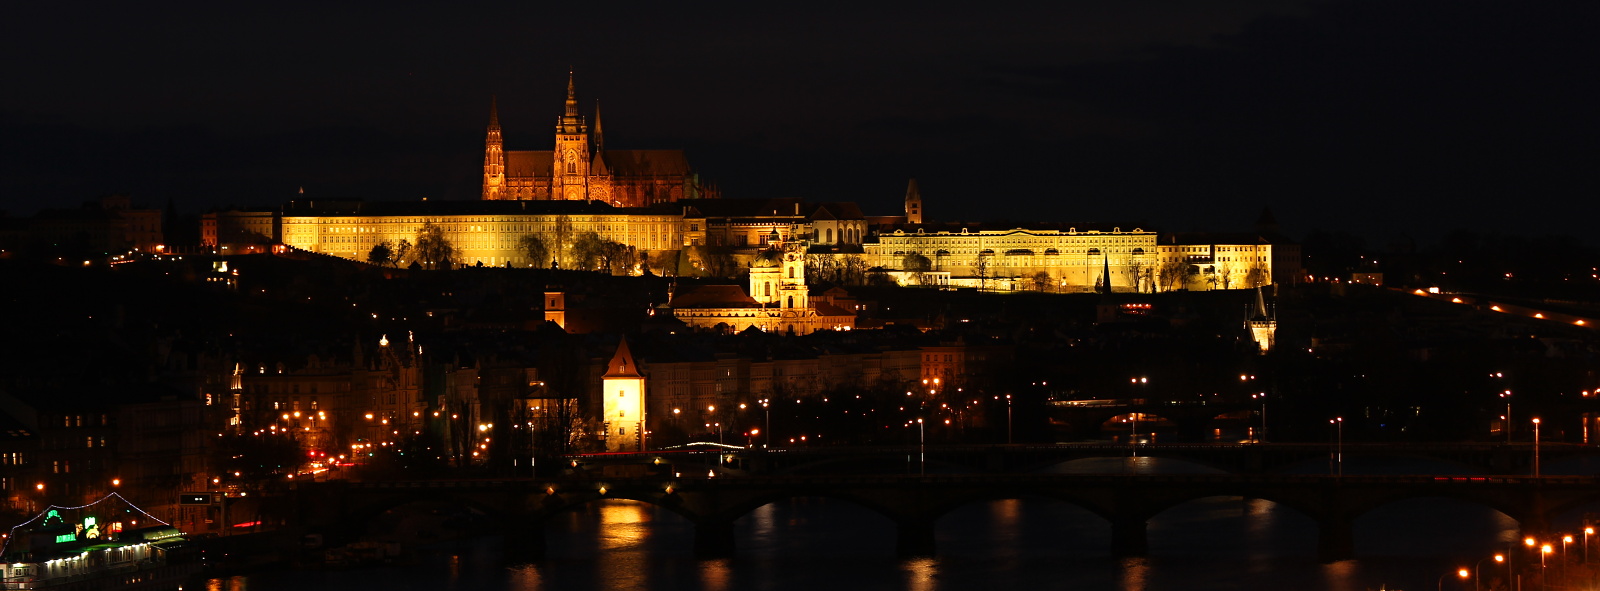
[482,74,713,206]
[273,199,684,268]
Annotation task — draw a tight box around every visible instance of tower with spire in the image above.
[1247,286,1277,353]
[904,179,923,224]
[482,96,506,200]
[552,72,591,201]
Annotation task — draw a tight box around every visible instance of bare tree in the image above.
[839,254,869,285]
[572,231,605,270]
[1124,255,1151,293]
[974,252,991,290]
[517,234,550,268]
[395,239,413,267]
[901,252,932,285]
[414,221,455,270]
[805,253,839,284]
[366,240,394,267]
[1032,270,1052,292]
[551,216,574,268]
[1245,257,1271,288]
[1158,259,1190,292]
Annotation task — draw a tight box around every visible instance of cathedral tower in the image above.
[482,96,506,200]
[905,178,923,224]
[553,72,591,201]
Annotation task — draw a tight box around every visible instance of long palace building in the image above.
[197,75,1298,292]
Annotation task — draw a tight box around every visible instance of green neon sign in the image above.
[54,533,75,544]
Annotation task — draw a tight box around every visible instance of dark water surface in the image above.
[209,457,1598,591]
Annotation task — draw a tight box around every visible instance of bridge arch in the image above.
[772,455,975,476]
[925,490,1116,524]
[326,488,523,544]
[1272,454,1487,476]
[535,490,701,524]
[1026,455,1231,475]
[1349,495,1522,557]
[709,489,908,526]
[1144,495,1321,557]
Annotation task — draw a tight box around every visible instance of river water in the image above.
[208,456,1600,591]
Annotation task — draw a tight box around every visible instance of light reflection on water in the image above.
[218,455,1596,591]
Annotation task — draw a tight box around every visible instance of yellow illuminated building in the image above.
[602,338,646,452]
[276,200,684,268]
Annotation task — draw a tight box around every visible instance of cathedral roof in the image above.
[669,285,760,309]
[506,151,555,176]
[601,150,691,177]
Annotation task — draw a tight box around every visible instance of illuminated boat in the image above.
[0,493,199,590]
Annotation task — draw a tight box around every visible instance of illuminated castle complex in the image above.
[482,73,714,206]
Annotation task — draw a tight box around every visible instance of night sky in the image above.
[3,1,1594,244]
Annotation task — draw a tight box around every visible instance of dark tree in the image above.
[366,240,394,267]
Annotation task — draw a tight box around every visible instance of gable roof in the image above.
[669,285,760,309]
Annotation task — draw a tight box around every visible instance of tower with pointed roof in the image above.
[482,74,703,205]
[1247,286,1276,353]
[483,96,506,200]
[904,179,923,224]
[602,337,646,451]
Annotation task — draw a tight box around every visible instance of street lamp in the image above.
[1005,394,1013,444]
[760,399,771,449]
[1474,554,1503,591]
[1532,418,1541,478]
[1330,417,1344,477]
[1541,543,1553,589]
[1253,393,1268,443]
[1439,568,1468,591]
[1584,526,1593,564]
[1500,390,1512,444]
[917,418,925,475]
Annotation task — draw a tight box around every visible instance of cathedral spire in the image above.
[564,70,579,119]
[483,95,506,200]
[594,100,604,153]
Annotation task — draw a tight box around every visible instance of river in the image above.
[206,456,1600,591]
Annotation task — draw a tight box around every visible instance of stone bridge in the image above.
[287,473,1600,562]
[582,442,1597,475]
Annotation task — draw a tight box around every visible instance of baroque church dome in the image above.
[751,248,783,268]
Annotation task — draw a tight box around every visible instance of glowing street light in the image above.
[1499,390,1513,444]
[1330,417,1344,477]
[1532,418,1541,478]
[1474,554,1504,591]
[916,418,925,476]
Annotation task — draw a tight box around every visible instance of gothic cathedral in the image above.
[482,73,713,207]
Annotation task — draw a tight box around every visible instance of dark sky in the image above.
[3,1,1594,244]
